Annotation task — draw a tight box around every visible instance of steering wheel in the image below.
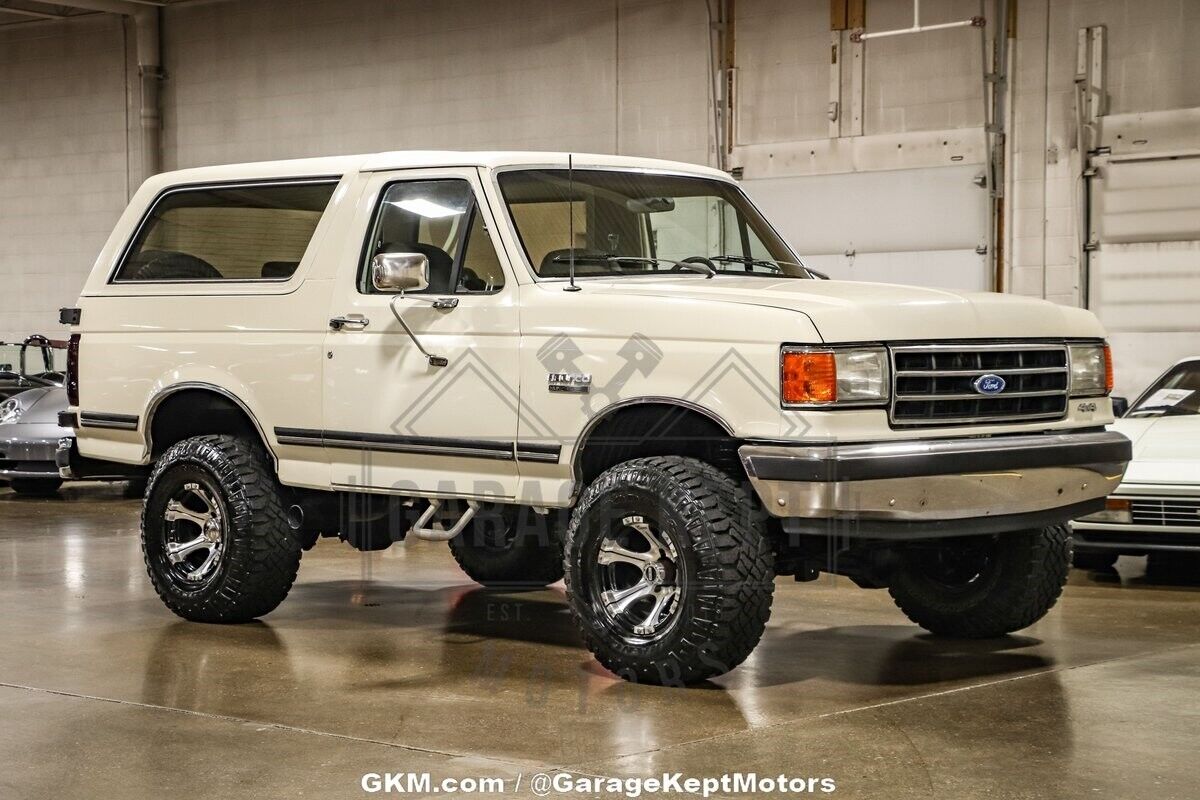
[670,256,719,273]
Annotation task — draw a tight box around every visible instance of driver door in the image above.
[321,168,521,499]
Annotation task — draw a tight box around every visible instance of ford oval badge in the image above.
[973,373,1007,395]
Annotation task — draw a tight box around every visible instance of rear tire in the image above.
[448,506,565,588]
[142,435,301,623]
[10,477,63,497]
[564,456,774,685]
[888,525,1071,638]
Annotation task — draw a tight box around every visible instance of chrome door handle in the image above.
[329,315,369,331]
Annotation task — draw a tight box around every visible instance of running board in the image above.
[410,499,480,541]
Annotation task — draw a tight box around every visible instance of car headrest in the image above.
[261,261,299,279]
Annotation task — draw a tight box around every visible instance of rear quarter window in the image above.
[112,180,338,283]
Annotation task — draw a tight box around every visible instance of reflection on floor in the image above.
[1,483,1197,799]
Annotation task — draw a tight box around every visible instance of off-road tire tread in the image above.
[564,456,774,685]
[889,525,1071,638]
[448,511,565,588]
[142,434,300,623]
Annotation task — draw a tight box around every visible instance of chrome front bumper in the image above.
[740,430,1131,535]
[0,428,63,479]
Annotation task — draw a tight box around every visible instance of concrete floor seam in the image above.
[0,679,541,771]
[573,640,1200,771]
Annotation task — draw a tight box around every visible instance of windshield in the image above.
[1128,360,1200,417]
[0,338,65,386]
[497,169,808,279]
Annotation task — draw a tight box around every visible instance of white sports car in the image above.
[1073,357,1200,568]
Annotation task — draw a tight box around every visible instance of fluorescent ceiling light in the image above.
[391,198,464,219]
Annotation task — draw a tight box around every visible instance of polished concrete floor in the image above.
[1,483,1197,799]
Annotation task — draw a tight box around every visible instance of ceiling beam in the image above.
[0,3,69,19]
[46,0,150,14]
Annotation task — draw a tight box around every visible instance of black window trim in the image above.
[355,177,506,297]
[1128,357,1200,415]
[108,176,342,285]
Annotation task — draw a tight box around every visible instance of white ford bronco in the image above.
[60,151,1131,685]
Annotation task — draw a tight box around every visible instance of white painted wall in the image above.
[0,0,715,340]
[160,0,713,169]
[0,13,129,341]
[1,0,1198,393]
[742,164,990,291]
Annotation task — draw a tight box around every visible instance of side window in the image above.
[113,181,337,282]
[361,179,505,294]
[458,211,505,293]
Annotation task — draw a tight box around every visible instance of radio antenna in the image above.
[564,153,581,292]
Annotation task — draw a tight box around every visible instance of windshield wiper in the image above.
[711,255,782,272]
[710,255,828,280]
[552,254,716,278]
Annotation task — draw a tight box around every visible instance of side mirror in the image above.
[371,252,429,293]
[1111,396,1129,418]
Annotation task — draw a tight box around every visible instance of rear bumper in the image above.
[740,430,1131,537]
[55,437,144,482]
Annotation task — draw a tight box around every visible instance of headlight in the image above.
[1078,497,1131,524]
[781,346,889,407]
[0,397,22,425]
[1069,343,1113,397]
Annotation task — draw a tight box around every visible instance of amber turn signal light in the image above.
[782,350,837,405]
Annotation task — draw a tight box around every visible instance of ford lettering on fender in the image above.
[60,151,1131,685]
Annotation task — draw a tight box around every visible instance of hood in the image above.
[3,386,67,426]
[584,277,1105,342]
[1111,415,1200,485]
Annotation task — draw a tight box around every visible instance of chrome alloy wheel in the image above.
[591,514,683,640]
[163,482,226,585]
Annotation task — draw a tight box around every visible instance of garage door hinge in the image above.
[1083,166,1099,178]
[1083,239,1100,252]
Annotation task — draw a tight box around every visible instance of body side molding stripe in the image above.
[79,411,140,431]
[273,427,561,464]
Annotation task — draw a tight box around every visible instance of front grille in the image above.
[1075,530,1200,548]
[890,343,1069,427]
[1129,498,1200,527]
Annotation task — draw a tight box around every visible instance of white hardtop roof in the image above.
[146,151,731,189]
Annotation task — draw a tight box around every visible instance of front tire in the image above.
[9,477,63,497]
[888,525,1071,638]
[564,456,774,685]
[142,435,301,623]
[448,506,565,588]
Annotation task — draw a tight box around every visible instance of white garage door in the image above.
[1087,152,1200,397]
[741,163,991,292]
